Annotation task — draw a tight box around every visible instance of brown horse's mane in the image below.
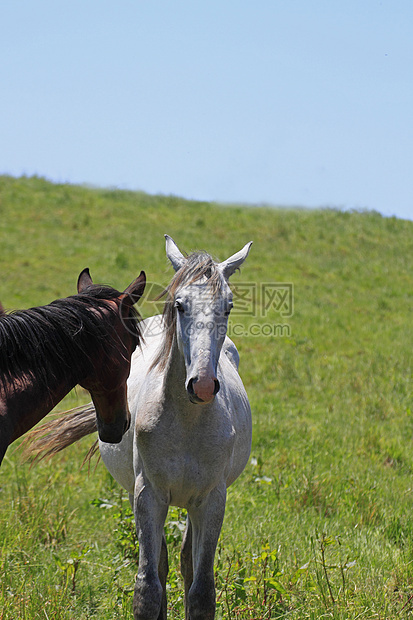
[0,285,141,395]
[151,251,224,371]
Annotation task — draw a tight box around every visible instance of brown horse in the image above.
[0,268,146,467]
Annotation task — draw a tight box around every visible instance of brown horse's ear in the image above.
[77,268,94,293]
[120,271,146,309]
[0,300,5,316]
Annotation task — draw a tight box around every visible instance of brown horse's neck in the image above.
[0,370,79,465]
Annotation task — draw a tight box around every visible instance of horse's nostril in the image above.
[187,378,195,395]
[213,379,220,395]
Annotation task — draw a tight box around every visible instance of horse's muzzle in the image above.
[97,409,131,443]
[187,377,220,404]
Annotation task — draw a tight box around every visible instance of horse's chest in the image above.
[136,414,235,505]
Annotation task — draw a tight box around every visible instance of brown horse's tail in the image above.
[22,404,98,464]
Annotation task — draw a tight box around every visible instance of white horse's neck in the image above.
[162,333,191,406]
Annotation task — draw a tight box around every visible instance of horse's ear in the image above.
[77,268,94,293]
[165,234,186,272]
[120,271,146,308]
[218,242,253,279]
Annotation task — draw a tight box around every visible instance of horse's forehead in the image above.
[178,281,231,305]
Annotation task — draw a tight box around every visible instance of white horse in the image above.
[28,235,252,619]
[102,236,252,619]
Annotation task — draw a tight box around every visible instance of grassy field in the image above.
[0,174,413,618]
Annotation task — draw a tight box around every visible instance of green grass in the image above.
[1,174,413,618]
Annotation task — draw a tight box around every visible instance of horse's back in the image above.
[223,336,240,370]
[217,341,252,487]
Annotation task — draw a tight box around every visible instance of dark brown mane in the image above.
[152,252,224,370]
[0,285,141,395]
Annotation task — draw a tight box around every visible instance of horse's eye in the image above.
[175,301,184,313]
[225,303,234,316]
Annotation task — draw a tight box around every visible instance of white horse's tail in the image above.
[22,404,98,464]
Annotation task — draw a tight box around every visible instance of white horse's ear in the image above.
[218,242,253,279]
[165,234,186,272]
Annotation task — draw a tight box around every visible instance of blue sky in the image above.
[1,1,412,220]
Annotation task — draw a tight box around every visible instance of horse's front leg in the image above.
[187,484,227,620]
[181,516,193,619]
[133,473,169,620]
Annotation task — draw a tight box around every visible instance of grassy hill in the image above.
[0,174,413,618]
